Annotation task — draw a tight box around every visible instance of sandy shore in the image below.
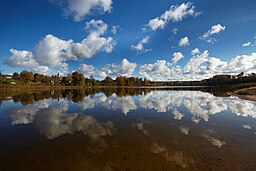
[232,87,256,102]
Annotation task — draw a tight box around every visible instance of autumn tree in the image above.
[34,73,43,82]
[62,74,73,86]
[72,72,85,86]
[12,72,19,79]
[143,78,151,86]
[51,73,61,85]
[41,75,51,84]
[116,76,126,86]
[103,76,113,85]
[20,70,34,84]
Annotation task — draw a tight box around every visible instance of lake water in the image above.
[0,88,256,170]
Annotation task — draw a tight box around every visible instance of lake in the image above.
[0,88,256,170]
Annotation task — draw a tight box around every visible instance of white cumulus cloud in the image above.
[72,19,115,58]
[172,52,184,64]
[50,0,113,21]
[200,24,226,43]
[5,19,115,75]
[131,36,152,54]
[98,59,137,78]
[179,36,189,46]
[191,48,200,55]
[78,59,137,79]
[139,60,172,81]
[5,49,51,74]
[34,34,76,66]
[147,2,199,31]
[78,63,95,78]
[139,49,256,81]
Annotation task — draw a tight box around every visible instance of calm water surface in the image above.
[0,89,256,170]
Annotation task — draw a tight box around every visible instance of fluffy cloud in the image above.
[227,53,256,73]
[147,2,200,31]
[207,57,227,72]
[5,19,115,74]
[78,63,95,78]
[179,36,189,46]
[5,49,39,69]
[57,62,69,76]
[33,25,114,66]
[98,58,137,78]
[72,19,115,58]
[5,49,51,74]
[172,52,184,64]
[139,49,256,81]
[50,0,113,21]
[191,48,200,55]
[131,36,151,54]
[78,58,137,79]
[139,60,172,81]
[200,24,226,43]
[34,34,75,66]
[183,50,209,74]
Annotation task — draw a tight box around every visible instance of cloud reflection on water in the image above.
[8,90,256,122]
[139,91,256,122]
[151,142,193,168]
[202,130,226,148]
[74,90,256,121]
[34,109,114,140]
[6,90,256,141]
[7,98,114,152]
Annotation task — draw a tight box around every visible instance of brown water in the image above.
[0,89,256,170]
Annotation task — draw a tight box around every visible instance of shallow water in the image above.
[0,89,256,170]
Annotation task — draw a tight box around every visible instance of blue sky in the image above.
[1,0,256,81]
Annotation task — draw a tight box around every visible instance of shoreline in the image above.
[0,84,212,91]
[228,86,256,102]
[235,95,256,101]
[1,84,256,102]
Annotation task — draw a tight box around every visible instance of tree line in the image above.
[9,70,153,86]
[2,70,256,88]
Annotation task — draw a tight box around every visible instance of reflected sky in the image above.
[6,90,256,125]
[1,89,256,170]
